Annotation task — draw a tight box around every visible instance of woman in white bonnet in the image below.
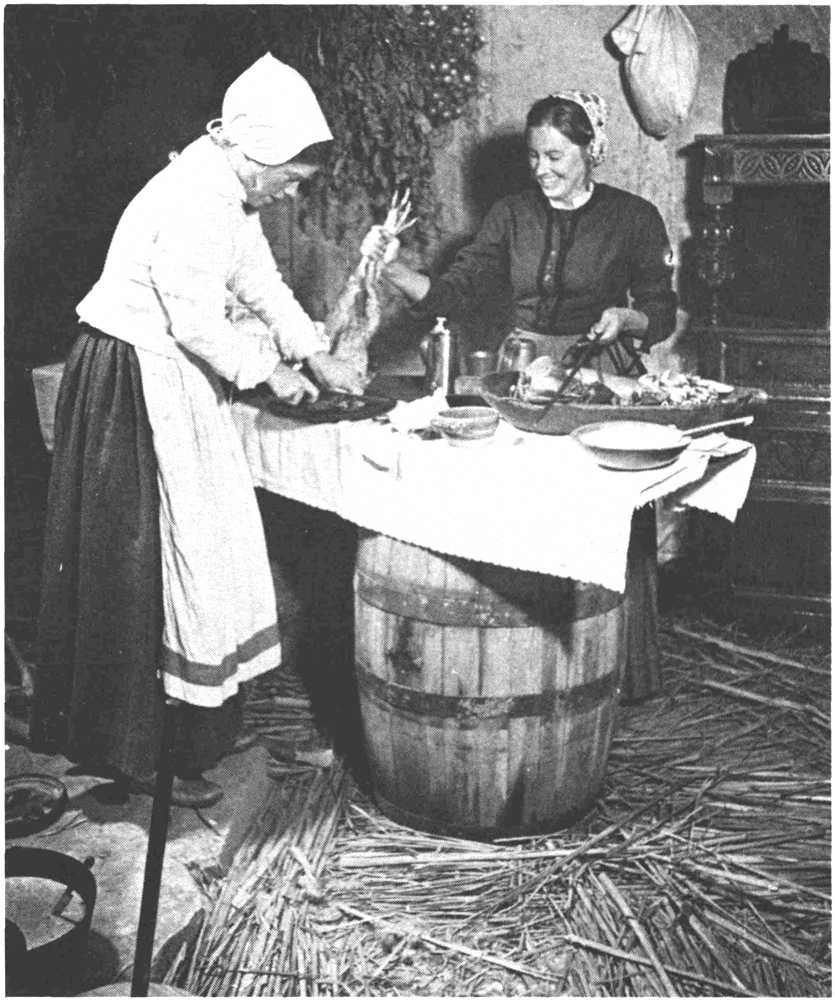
[32,54,360,807]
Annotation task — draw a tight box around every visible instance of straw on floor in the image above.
[171,618,830,997]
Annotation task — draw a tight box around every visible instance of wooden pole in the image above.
[131,697,177,997]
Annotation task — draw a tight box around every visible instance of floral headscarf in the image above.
[550,90,609,165]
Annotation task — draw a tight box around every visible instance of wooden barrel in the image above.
[354,532,625,839]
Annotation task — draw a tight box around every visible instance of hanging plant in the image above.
[6,6,486,244]
[417,5,486,127]
[268,5,487,243]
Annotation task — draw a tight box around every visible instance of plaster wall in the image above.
[389,3,829,372]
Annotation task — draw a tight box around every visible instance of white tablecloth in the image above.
[31,362,756,592]
[231,396,756,593]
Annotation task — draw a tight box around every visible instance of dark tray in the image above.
[246,388,397,424]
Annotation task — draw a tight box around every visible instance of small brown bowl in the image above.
[430,406,500,447]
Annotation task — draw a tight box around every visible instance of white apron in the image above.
[136,346,280,707]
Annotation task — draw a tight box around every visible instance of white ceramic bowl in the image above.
[571,420,689,470]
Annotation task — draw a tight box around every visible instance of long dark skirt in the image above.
[31,327,241,780]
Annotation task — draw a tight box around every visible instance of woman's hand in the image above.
[306,352,367,395]
[360,224,431,303]
[360,225,400,267]
[266,362,319,405]
[588,307,649,345]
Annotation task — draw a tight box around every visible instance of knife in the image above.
[317,388,401,406]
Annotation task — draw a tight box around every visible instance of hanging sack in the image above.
[611,5,700,137]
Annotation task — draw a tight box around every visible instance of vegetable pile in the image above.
[633,371,734,406]
[513,357,733,408]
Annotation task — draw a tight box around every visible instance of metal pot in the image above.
[5,847,97,997]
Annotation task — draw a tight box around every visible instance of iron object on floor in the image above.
[5,846,97,996]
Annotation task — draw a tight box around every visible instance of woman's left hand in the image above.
[306,352,367,395]
[588,307,649,345]
[360,225,400,266]
[588,307,628,345]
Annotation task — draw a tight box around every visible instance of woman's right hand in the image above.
[361,224,431,303]
[265,362,318,405]
[360,225,400,266]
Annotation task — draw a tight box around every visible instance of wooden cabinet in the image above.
[693,134,830,628]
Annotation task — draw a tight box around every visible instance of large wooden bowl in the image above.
[480,372,768,436]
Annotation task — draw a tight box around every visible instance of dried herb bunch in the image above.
[279,5,486,241]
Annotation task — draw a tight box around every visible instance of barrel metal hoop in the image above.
[370,788,598,840]
[356,571,621,627]
[356,661,620,722]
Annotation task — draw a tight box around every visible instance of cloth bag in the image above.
[611,5,700,137]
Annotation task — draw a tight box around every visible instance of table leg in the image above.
[622,504,661,703]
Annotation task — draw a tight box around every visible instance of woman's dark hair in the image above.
[289,140,332,167]
[525,96,593,148]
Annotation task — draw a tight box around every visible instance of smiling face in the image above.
[527,124,592,208]
[237,160,320,210]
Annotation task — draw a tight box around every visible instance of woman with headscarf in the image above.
[32,54,362,808]
[365,91,678,368]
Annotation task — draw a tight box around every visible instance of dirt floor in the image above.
[5,738,273,995]
[6,603,830,997]
[5,374,830,996]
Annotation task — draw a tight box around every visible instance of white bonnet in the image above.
[215,53,333,165]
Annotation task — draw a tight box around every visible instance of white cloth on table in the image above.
[231,399,757,593]
[76,135,323,390]
[385,390,449,433]
[669,435,757,520]
[137,347,281,707]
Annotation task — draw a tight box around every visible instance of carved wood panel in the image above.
[754,430,831,485]
[701,135,831,192]
[695,134,831,623]
[732,145,830,184]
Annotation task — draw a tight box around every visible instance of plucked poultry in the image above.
[326,189,415,381]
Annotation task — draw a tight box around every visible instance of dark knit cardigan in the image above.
[418,183,678,348]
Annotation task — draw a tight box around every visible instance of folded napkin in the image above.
[671,439,756,520]
[685,431,752,459]
[386,388,449,434]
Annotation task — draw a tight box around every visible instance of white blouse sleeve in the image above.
[230,219,326,363]
[149,201,282,390]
